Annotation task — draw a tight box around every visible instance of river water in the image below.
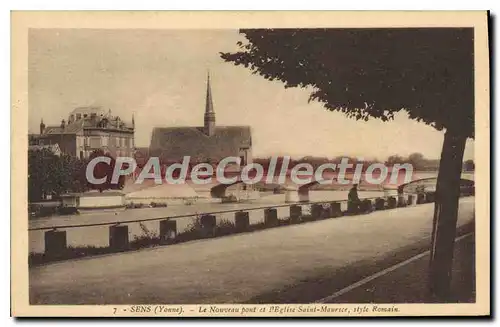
[29,190,385,253]
[28,171,474,253]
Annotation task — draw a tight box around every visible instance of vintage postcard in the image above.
[11,11,490,317]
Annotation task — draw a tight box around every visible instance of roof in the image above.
[149,126,251,163]
[44,120,84,134]
[70,106,106,116]
[43,114,133,135]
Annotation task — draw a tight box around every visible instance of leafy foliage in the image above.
[28,149,88,201]
[222,30,476,297]
[221,28,474,137]
[28,148,126,201]
[86,149,125,192]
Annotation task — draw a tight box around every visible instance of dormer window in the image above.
[98,118,108,128]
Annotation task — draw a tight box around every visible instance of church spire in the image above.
[205,71,214,114]
[204,71,216,136]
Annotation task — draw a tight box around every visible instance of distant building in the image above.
[149,73,252,165]
[30,106,135,159]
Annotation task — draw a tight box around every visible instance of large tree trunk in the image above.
[428,129,467,301]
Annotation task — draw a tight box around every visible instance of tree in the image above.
[221,28,474,300]
[28,149,53,201]
[28,149,88,201]
[386,155,406,165]
[85,150,125,192]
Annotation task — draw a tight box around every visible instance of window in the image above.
[89,137,100,148]
[76,137,83,148]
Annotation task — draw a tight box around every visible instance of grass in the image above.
[130,223,161,249]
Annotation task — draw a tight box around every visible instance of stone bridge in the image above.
[209,176,326,203]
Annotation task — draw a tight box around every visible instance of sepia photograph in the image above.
[11,11,490,317]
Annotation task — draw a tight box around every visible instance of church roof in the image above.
[149,125,251,163]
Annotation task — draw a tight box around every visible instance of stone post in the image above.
[397,195,407,207]
[362,199,374,213]
[200,214,217,238]
[264,208,279,227]
[44,229,67,255]
[407,194,416,205]
[375,198,386,210]
[109,225,129,251]
[330,202,342,218]
[311,204,324,220]
[417,193,426,204]
[289,205,302,223]
[159,219,177,244]
[387,196,397,209]
[235,211,250,231]
[347,201,358,214]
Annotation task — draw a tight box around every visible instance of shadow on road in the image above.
[246,223,475,304]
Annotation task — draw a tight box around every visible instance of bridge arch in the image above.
[210,180,246,198]
[397,177,474,196]
[284,180,322,203]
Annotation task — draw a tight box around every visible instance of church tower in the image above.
[204,72,216,136]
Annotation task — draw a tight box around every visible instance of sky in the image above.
[28,29,474,161]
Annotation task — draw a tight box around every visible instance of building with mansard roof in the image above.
[149,74,252,165]
[30,107,135,159]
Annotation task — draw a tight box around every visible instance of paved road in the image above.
[30,197,475,304]
[323,233,475,304]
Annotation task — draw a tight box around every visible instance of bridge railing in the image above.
[29,191,457,263]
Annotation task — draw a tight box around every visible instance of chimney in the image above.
[39,119,45,134]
